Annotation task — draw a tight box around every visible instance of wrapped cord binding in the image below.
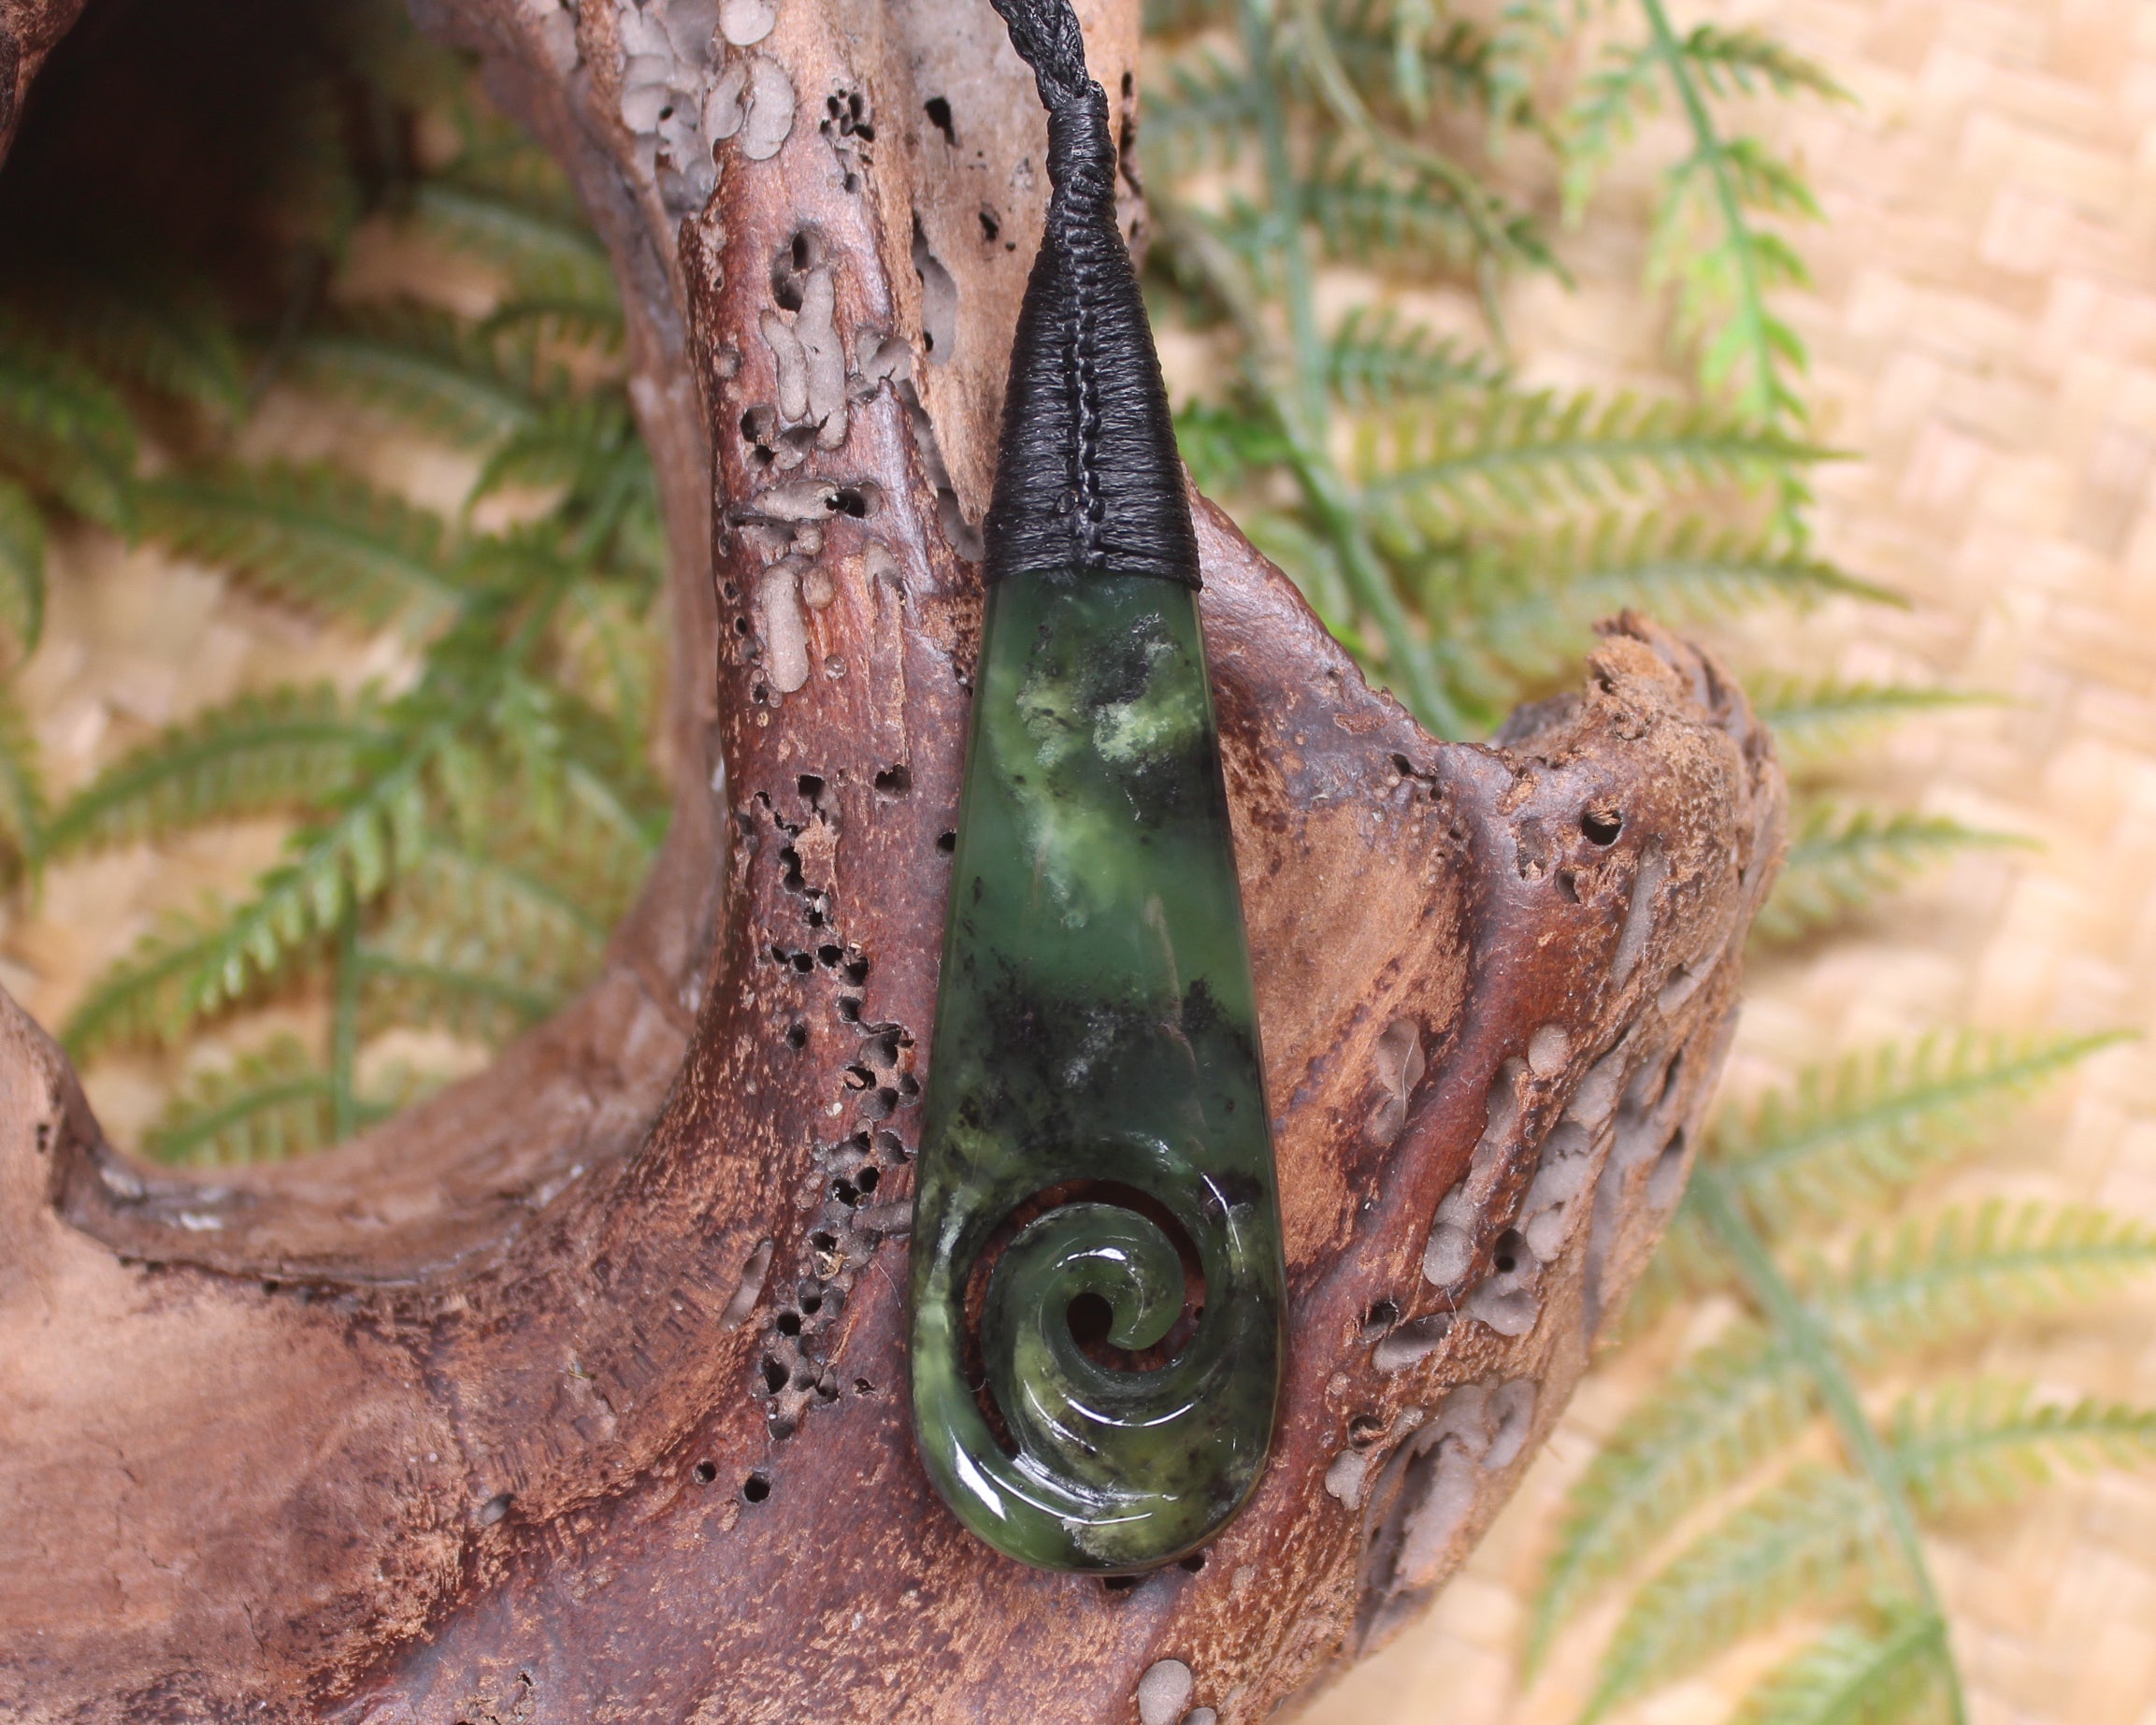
[982,0,1200,588]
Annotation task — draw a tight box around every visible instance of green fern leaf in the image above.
[1429,515,1890,709]
[133,466,467,634]
[1676,24,1850,103]
[65,726,437,1056]
[435,106,591,235]
[1753,679,1996,769]
[288,304,552,447]
[0,315,137,528]
[142,1037,337,1166]
[1562,42,1660,218]
[43,685,376,858]
[1358,390,1827,536]
[7,257,248,420]
[357,948,564,1045]
[1892,1380,2156,1515]
[1713,1031,2126,1233]
[469,395,640,510]
[1820,1201,2156,1354]
[1529,1323,1815,1669]
[0,675,48,882]
[408,181,614,304]
[65,910,327,1057]
[1172,398,1296,495]
[1584,1466,1893,1720]
[1142,44,1261,171]
[478,295,627,355]
[1729,1605,1948,1725]
[393,840,611,982]
[1755,803,2026,943]
[1304,143,1552,273]
[0,473,46,657]
[552,582,662,745]
[1324,306,1510,404]
[1316,0,1504,125]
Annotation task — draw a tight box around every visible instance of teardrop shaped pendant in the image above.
[907,0,1286,1574]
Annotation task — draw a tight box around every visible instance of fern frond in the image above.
[1323,306,1510,405]
[64,726,438,1056]
[0,473,46,657]
[1562,42,1659,218]
[394,840,610,985]
[408,182,614,303]
[1606,1204,1732,1341]
[1529,1323,1814,1669]
[1430,515,1890,709]
[134,466,467,634]
[1730,1605,1948,1725]
[1891,1380,2156,1515]
[357,948,563,1044]
[0,316,137,528]
[478,295,627,356]
[42,686,376,858]
[1304,143,1552,273]
[1756,803,2025,943]
[1819,1201,2156,1354]
[65,911,329,1057]
[1754,678,1994,769]
[143,1037,337,1166]
[1316,0,1505,126]
[1143,44,1261,171]
[288,305,552,447]
[468,395,638,508]
[551,582,661,744]
[1584,1466,1892,1720]
[1675,23,1849,102]
[1713,1031,2125,1234]
[434,108,589,234]
[0,675,48,882]
[1358,390,1826,535]
[7,258,248,420]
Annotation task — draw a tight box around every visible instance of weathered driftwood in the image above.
[0,1,1786,1719]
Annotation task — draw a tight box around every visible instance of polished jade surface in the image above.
[909,566,1286,1573]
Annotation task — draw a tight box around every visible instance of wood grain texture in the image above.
[0,1,1784,1718]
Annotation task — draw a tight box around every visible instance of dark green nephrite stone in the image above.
[908,566,1286,1573]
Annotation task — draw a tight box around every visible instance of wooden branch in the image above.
[0,2,1785,1720]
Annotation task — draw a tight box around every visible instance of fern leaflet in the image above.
[0,473,45,657]
[1754,679,1996,769]
[1584,1466,1893,1720]
[134,466,468,635]
[1892,1379,2156,1514]
[143,1038,338,1166]
[1714,1032,2128,1235]
[1729,1605,1948,1725]
[1756,804,2026,943]
[43,686,377,858]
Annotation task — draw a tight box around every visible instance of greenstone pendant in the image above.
[907,568,1286,1572]
[908,0,1286,1574]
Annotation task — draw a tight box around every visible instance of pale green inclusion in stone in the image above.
[908,564,1286,1573]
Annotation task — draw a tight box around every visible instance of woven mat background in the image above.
[0,0,2152,1719]
[1300,0,2156,1720]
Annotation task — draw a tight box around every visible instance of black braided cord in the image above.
[981,0,1200,587]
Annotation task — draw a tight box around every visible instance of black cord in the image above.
[980,0,1200,588]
